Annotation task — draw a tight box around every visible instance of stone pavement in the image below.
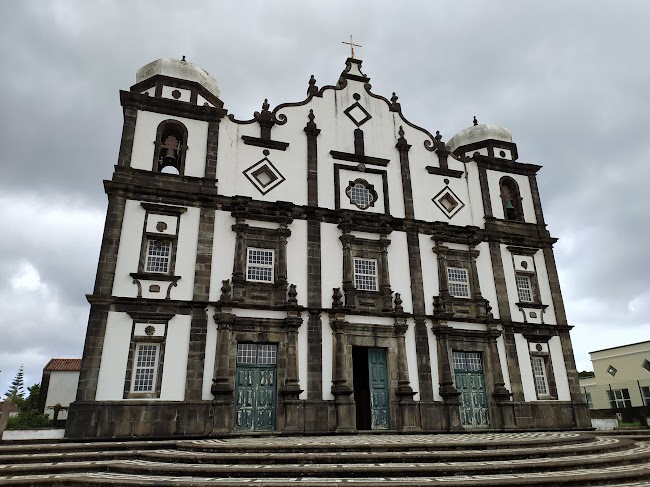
[0,431,649,486]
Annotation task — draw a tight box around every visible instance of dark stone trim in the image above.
[130,272,181,283]
[140,202,188,216]
[204,121,220,180]
[506,245,540,256]
[75,305,110,402]
[86,294,198,314]
[478,166,493,217]
[395,128,414,219]
[152,119,189,175]
[241,135,289,151]
[333,164,390,215]
[425,166,464,178]
[474,155,541,175]
[330,150,390,167]
[120,91,227,123]
[528,174,546,225]
[130,74,224,109]
[93,194,127,296]
[453,139,519,161]
[117,108,137,167]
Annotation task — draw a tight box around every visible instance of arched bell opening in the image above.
[153,120,188,175]
[499,176,524,222]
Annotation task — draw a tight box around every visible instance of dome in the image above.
[448,123,513,153]
[136,58,220,99]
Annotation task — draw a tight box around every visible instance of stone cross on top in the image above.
[342,35,362,59]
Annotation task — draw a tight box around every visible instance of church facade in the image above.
[66,56,590,438]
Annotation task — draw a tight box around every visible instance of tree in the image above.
[4,365,25,405]
[21,383,40,412]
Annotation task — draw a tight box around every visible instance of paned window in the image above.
[354,258,378,291]
[453,351,482,371]
[641,386,650,406]
[131,343,160,393]
[584,392,593,409]
[447,267,470,298]
[608,388,632,408]
[236,343,277,365]
[516,274,533,302]
[345,179,377,210]
[607,365,617,377]
[145,240,172,273]
[246,248,274,283]
[531,356,549,396]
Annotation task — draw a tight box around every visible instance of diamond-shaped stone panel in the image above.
[433,186,465,219]
[243,157,286,195]
[344,102,372,127]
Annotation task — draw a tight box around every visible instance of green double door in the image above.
[353,347,390,430]
[453,351,489,428]
[234,343,277,431]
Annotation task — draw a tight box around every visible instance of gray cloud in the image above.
[1,0,649,390]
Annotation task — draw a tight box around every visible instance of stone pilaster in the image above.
[211,310,234,434]
[281,314,304,432]
[488,325,516,429]
[330,317,355,432]
[433,325,462,430]
[394,319,420,431]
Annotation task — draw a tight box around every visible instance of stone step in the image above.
[2,462,650,487]
[0,437,631,465]
[2,442,649,478]
[1,433,649,486]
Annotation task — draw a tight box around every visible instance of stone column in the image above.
[281,313,304,432]
[330,316,355,432]
[487,325,515,429]
[394,319,420,431]
[339,232,355,308]
[380,235,393,311]
[231,221,248,302]
[433,325,462,430]
[211,310,235,434]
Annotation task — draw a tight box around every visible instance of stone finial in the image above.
[220,279,232,302]
[181,55,186,62]
[307,75,319,96]
[394,293,403,313]
[332,288,343,309]
[390,92,401,112]
[287,284,298,306]
[473,115,478,126]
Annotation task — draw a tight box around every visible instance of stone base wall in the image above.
[65,399,591,439]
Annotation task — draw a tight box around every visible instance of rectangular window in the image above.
[531,356,549,396]
[608,388,632,408]
[447,267,470,298]
[641,386,650,406]
[354,258,378,291]
[516,274,533,302]
[246,248,274,282]
[131,343,160,393]
[145,239,172,273]
[584,392,593,409]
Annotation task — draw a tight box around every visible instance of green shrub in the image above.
[7,409,51,429]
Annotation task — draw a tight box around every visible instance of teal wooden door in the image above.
[235,343,277,431]
[453,351,489,428]
[368,348,390,430]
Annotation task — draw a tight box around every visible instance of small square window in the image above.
[246,248,274,283]
[132,343,160,393]
[642,359,650,373]
[447,267,470,298]
[607,365,618,377]
[145,240,172,273]
[516,274,533,302]
[608,388,631,408]
[354,258,378,291]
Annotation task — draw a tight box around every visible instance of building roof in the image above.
[44,358,81,372]
[589,340,650,354]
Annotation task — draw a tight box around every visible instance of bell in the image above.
[162,148,176,166]
[505,199,515,210]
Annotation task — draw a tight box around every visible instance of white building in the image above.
[66,56,590,438]
[39,359,80,422]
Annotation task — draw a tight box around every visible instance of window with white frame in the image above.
[516,274,533,302]
[641,386,650,406]
[131,343,160,393]
[447,267,470,298]
[145,239,172,273]
[246,248,274,283]
[354,258,378,291]
[531,356,550,396]
[608,388,632,408]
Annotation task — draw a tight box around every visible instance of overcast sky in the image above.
[1,0,649,394]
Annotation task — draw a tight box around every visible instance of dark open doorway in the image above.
[352,346,372,430]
